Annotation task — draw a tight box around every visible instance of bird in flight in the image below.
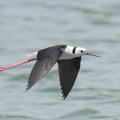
[0,45,100,99]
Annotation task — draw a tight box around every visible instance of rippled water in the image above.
[0,0,120,120]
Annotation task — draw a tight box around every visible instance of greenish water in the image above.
[0,0,120,120]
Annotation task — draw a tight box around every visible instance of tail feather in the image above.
[26,52,38,60]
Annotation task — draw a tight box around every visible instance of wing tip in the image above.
[62,91,68,100]
[62,95,67,100]
[25,82,33,92]
[26,85,30,92]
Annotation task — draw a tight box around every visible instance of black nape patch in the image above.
[72,47,76,54]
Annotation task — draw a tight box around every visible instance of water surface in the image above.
[0,0,120,120]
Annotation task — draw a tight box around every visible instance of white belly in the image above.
[59,53,75,60]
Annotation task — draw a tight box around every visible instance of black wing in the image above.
[57,57,81,99]
[26,45,66,91]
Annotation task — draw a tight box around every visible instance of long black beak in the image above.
[86,52,100,57]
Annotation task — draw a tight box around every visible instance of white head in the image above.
[75,47,87,56]
[76,47,100,57]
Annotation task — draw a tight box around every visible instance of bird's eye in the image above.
[81,50,83,52]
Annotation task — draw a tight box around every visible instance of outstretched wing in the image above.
[26,45,66,91]
[57,57,81,99]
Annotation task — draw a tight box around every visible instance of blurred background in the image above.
[0,0,120,120]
